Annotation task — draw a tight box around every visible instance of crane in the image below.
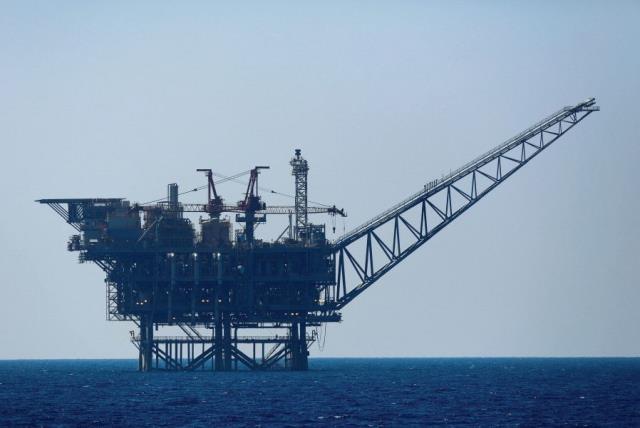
[133,165,346,245]
[329,98,599,309]
[37,97,599,371]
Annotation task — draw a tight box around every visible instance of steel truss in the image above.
[131,328,315,371]
[290,149,309,239]
[330,98,599,309]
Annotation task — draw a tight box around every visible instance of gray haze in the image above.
[1,1,638,358]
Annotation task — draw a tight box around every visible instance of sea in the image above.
[0,358,638,426]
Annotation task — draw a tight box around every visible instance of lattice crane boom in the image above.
[329,98,599,309]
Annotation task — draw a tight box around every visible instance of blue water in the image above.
[0,358,638,426]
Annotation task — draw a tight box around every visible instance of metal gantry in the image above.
[38,98,598,371]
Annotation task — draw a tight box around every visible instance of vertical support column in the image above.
[192,253,199,325]
[214,253,223,371]
[288,319,309,371]
[167,183,179,211]
[168,254,175,322]
[245,212,255,244]
[138,321,144,371]
[223,315,232,370]
[138,315,154,372]
[288,213,293,239]
[234,328,239,371]
[289,321,299,370]
[298,320,308,371]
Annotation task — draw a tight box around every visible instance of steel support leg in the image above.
[214,309,223,371]
[223,315,232,371]
[214,254,224,371]
[138,315,154,372]
[298,320,308,370]
[288,320,308,371]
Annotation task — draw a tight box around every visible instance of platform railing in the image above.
[131,334,316,343]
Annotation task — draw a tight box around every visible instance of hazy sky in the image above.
[1,1,638,359]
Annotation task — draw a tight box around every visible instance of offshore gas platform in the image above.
[39,98,598,371]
